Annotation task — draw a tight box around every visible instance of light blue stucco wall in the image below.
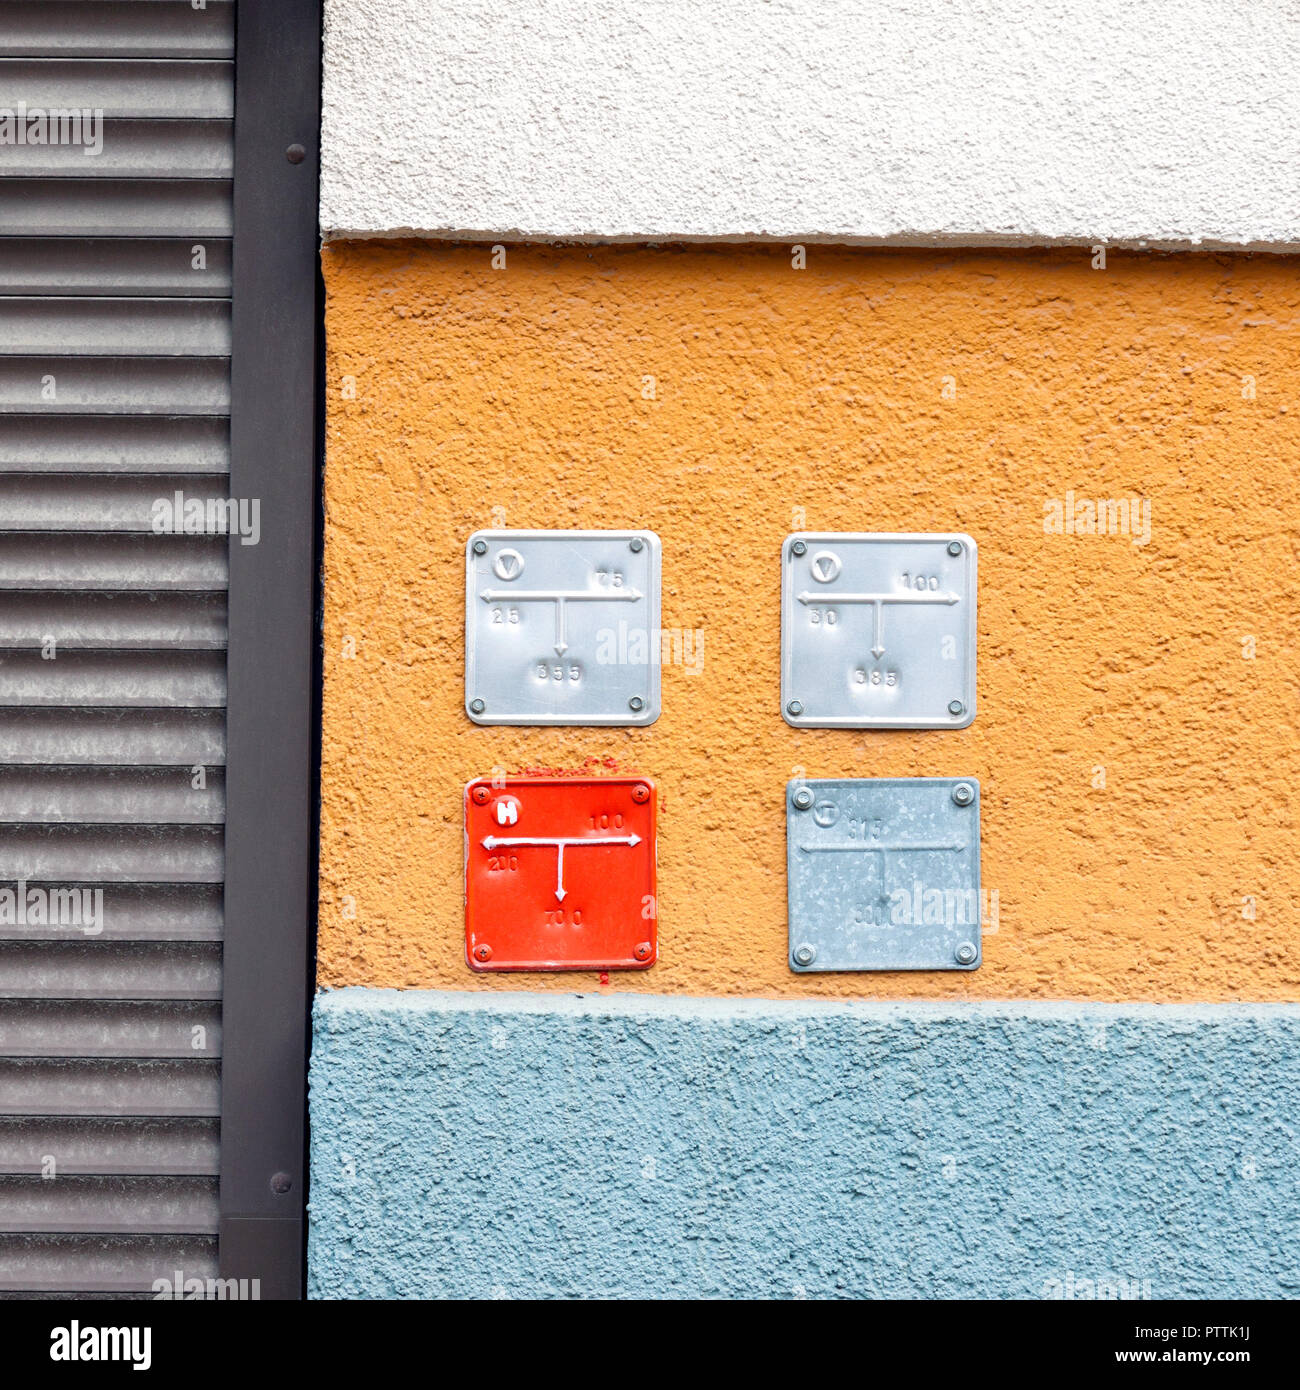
[307,990,1300,1299]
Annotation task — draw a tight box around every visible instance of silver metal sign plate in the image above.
[787,777,982,972]
[781,532,977,728]
[465,529,661,725]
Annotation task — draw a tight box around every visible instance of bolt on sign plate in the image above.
[465,776,657,971]
[787,777,981,972]
[781,532,977,728]
[466,529,661,725]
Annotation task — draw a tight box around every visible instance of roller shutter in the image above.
[0,0,318,1299]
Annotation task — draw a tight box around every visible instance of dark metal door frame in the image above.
[218,0,322,1298]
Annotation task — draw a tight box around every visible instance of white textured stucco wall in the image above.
[320,0,1300,248]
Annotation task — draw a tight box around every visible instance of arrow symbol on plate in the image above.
[796,590,959,660]
[480,588,644,657]
[796,591,960,607]
[480,588,644,603]
[798,841,965,854]
[554,598,567,656]
[481,833,643,901]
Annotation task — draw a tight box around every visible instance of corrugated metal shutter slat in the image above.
[0,3,234,62]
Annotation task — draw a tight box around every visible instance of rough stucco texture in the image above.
[320,0,1300,249]
[320,242,1300,1001]
[308,990,1300,1298]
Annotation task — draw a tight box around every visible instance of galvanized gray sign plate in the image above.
[787,777,981,972]
[465,530,661,725]
[781,532,977,728]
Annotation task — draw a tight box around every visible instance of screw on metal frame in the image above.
[948,700,965,716]
[791,540,807,556]
[793,944,816,966]
[952,783,975,806]
[792,786,814,810]
[947,540,963,556]
[470,698,486,714]
[955,942,978,965]
[787,700,804,717]
[472,539,488,555]
[629,537,644,552]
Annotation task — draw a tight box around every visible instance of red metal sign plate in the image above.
[465,776,657,971]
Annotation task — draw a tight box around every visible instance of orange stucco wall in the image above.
[318,241,1299,1000]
